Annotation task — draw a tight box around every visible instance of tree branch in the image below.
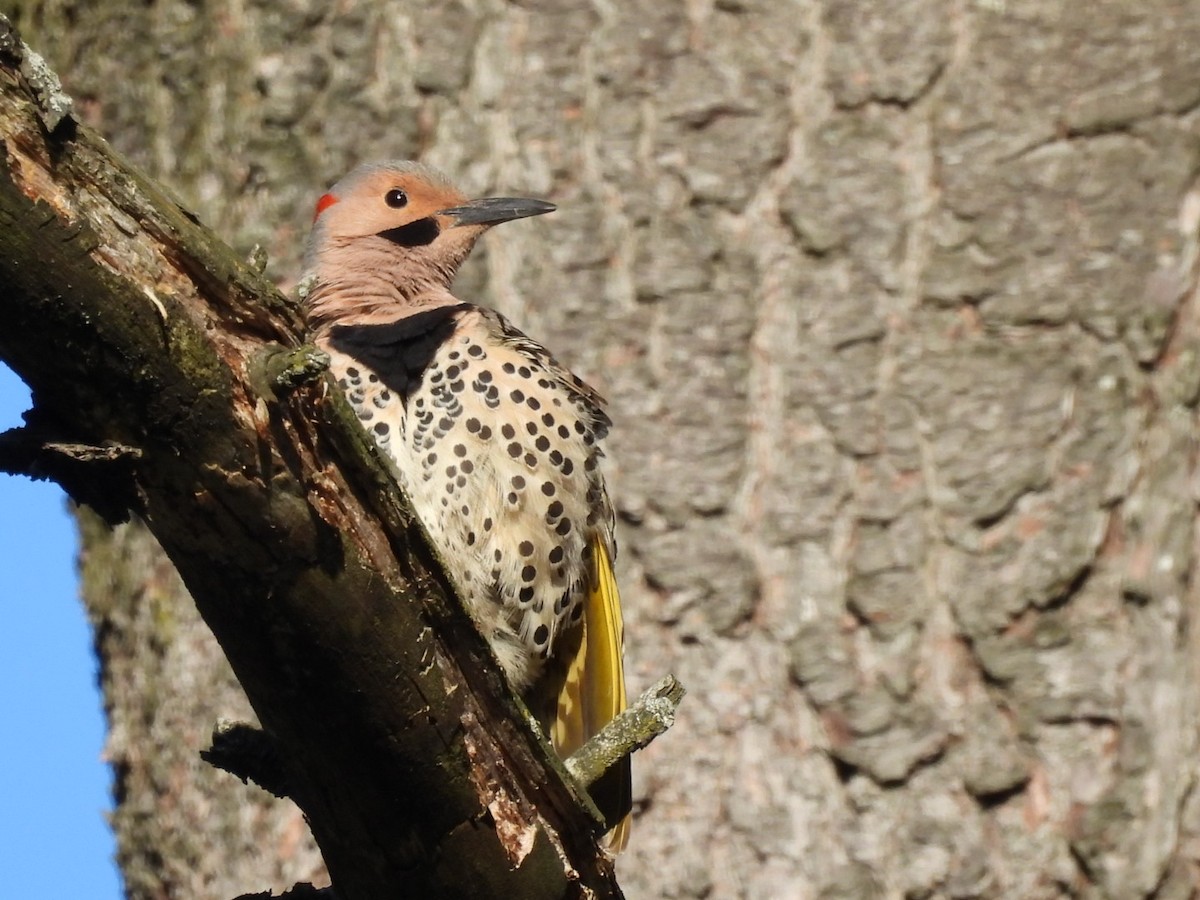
[566,675,685,790]
[0,16,629,899]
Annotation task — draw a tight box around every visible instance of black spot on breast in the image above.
[328,305,467,400]
[541,481,555,496]
[521,565,537,582]
[466,418,481,433]
[507,442,522,458]
[534,624,549,645]
[549,546,564,564]
[502,424,516,440]
[519,586,535,605]
[511,389,525,403]
[511,475,526,489]
[547,501,564,519]
[519,541,534,556]
[535,436,550,452]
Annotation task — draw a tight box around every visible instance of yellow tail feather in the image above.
[551,538,631,851]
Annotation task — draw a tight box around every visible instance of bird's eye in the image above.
[385,188,408,208]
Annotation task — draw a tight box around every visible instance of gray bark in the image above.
[8,0,1200,897]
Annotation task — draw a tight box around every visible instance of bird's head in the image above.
[303,161,555,308]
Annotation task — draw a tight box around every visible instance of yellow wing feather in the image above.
[551,536,631,851]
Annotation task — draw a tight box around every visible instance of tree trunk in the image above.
[8,1,1200,897]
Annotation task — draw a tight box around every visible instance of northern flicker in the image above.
[302,161,630,847]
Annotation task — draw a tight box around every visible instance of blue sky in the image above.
[0,363,122,897]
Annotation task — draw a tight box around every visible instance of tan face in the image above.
[313,167,469,241]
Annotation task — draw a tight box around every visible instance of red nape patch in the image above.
[313,192,338,222]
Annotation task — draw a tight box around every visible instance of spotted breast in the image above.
[324,303,614,695]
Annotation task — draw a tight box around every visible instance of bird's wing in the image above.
[483,309,612,440]
[548,524,629,852]
[473,310,632,849]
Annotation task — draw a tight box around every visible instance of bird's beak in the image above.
[436,197,556,226]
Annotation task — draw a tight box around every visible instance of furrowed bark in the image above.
[0,18,622,900]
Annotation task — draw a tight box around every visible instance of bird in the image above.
[301,161,630,849]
